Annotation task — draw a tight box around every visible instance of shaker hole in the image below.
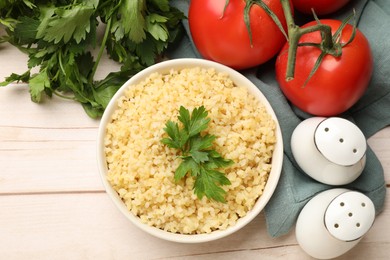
[339,138,344,143]
[325,127,329,132]
[361,203,366,207]
[348,212,353,217]
[356,223,361,227]
[334,224,339,228]
[353,148,358,153]
[340,202,345,207]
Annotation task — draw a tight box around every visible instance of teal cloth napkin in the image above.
[168,0,389,237]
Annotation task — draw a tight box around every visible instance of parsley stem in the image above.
[53,91,76,100]
[58,49,66,76]
[89,17,112,82]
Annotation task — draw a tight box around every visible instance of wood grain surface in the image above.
[1,37,389,260]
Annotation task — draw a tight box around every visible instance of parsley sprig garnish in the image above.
[161,106,233,203]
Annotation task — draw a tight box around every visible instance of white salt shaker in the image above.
[291,117,367,185]
[296,189,375,259]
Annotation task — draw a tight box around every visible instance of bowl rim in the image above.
[97,58,284,243]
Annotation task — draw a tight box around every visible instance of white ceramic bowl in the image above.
[97,58,283,243]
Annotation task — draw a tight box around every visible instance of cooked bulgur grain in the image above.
[104,67,276,234]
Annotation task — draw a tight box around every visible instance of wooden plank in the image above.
[0,140,103,193]
[0,85,103,193]
[0,192,388,259]
[0,125,97,142]
[0,84,99,128]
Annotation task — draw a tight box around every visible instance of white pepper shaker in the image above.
[291,117,367,185]
[296,189,375,259]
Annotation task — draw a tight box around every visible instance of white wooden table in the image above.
[1,39,389,259]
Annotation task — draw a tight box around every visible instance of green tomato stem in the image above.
[280,0,294,27]
[280,0,335,81]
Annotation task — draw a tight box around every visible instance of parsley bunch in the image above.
[0,0,184,118]
[161,106,233,203]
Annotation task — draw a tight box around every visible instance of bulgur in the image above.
[104,67,276,234]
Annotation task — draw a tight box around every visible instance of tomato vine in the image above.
[278,0,357,83]
[242,0,288,46]
[241,0,357,84]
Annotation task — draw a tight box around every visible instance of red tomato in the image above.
[292,0,351,15]
[188,0,289,70]
[275,20,373,116]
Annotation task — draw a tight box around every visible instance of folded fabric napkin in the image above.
[168,0,389,237]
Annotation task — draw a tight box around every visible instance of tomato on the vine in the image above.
[292,0,351,16]
[275,19,373,116]
[188,0,290,70]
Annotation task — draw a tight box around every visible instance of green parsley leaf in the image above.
[205,150,235,169]
[146,14,169,41]
[190,134,216,151]
[13,16,39,45]
[37,1,98,44]
[92,71,130,109]
[178,106,210,138]
[22,0,36,9]
[175,156,199,181]
[113,0,146,43]
[189,134,216,163]
[161,106,233,202]
[149,0,170,12]
[29,69,50,103]
[161,120,189,150]
[0,71,31,86]
[194,167,231,203]
[135,35,159,66]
